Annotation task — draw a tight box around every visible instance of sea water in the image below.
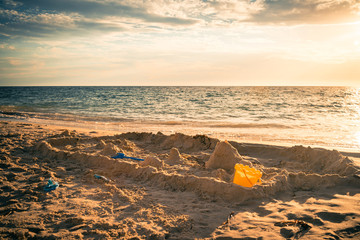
[1,86,360,150]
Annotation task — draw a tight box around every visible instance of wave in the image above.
[0,106,292,130]
[206,122,292,129]
[0,106,132,123]
[136,120,292,129]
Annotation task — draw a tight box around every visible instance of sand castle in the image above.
[0,121,359,239]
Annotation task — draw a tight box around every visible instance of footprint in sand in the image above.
[335,225,360,238]
[316,211,354,223]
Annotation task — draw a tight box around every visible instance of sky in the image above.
[1,0,360,86]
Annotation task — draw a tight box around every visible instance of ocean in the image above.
[1,86,359,151]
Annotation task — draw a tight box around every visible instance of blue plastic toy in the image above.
[94,174,110,182]
[112,153,144,161]
[43,178,59,192]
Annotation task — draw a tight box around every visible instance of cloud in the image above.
[0,0,200,39]
[0,43,15,50]
[0,10,126,38]
[247,0,360,24]
[21,0,199,24]
[1,0,359,40]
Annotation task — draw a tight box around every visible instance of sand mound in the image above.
[205,141,253,172]
[230,142,358,177]
[24,129,359,205]
[29,134,358,204]
[279,146,358,176]
[95,139,106,149]
[160,133,218,152]
[1,122,360,239]
[99,142,120,156]
[141,156,164,169]
[119,132,218,152]
[167,148,183,165]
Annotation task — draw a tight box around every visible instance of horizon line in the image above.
[0,85,352,88]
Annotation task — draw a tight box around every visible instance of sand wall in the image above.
[31,132,359,203]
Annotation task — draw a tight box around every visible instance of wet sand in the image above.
[0,120,359,239]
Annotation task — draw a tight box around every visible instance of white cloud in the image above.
[1,0,359,40]
[0,44,15,50]
[249,0,360,24]
[1,0,360,86]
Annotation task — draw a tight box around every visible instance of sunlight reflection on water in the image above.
[1,86,360,150]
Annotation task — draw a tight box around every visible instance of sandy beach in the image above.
[2,0,360,238]
[0,120,359,239]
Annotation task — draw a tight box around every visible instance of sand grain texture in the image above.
[0,121,359,239]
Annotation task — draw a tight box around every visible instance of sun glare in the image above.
[355,129,360,147]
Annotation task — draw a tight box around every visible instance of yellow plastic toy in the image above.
[233,164,262,188]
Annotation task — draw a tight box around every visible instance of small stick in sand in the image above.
[222,211,235,225]
[275,220,312,239]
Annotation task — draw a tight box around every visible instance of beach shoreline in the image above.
[4,115,360,155]
[0,120,359,239]
[2,86,360,153]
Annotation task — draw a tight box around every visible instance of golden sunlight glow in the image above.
[351,89,360,146]
[1,1,360,86]
[355,131,360,146]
